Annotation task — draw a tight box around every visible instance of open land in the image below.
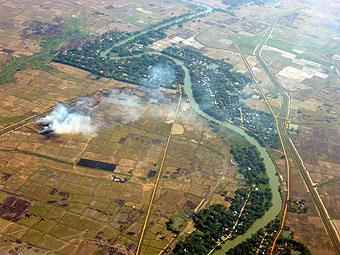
[195,0,340,253]
[0,79,240,254]
[255,1,340,253]
[0,0,339,254]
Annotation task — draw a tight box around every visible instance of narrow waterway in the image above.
[169,57,282,254]
[100,0,282,251]
[99,1,213,58]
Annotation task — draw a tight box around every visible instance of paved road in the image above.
[135,86,182,255]
[227,26,291,254]
[253,25,340,254]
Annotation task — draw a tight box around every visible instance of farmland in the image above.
[0,79,242,254]
[1,0,339,254]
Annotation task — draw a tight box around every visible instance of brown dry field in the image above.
[286,160,337,255]
[0,2,249,253]
[0,63,122,129]
[0,77,239,254]
[0,0,193,65]
[226,0,340,252]
[1,0,340,253]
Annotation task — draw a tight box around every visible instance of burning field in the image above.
[0,77,239,254]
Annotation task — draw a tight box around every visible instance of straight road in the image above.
[227,26,291,254]
[135,86,183,255]
[251,25,340,254]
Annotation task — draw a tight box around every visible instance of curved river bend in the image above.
[176,57,282,253]
[145,52,282,253]
[101,0,282,252]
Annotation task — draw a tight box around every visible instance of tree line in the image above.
[173,145,273,254]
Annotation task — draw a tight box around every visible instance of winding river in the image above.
[163,2,282,252]
[173,57,282,254]
[137,52,282,253]
[100,0,282,252]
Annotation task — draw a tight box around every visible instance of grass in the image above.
[30,57,52,71]
[0,57,29,84]
[0,149,74,166]
[0,114,32,125]
[266,39,332,67]
[291,120,340,128]
[66,12,88,34]
[0,18,92,85]
[167,215,187,233]
[218,125,248,147]
[0,69,16,84]
[156,122,172,134]
[235,35,262,54]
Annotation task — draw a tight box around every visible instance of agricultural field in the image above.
[230,0,340,253]
[0,1,246,253]
[184,0,340,253]
[0,0,194,83]
[257,3,340,253]
[283,162,336,255]
[0,77,241,254]
[1,0,340,254]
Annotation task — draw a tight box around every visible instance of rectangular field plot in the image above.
[77,158,117,172]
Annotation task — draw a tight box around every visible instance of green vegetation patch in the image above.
[0,114,32,125]
[225,220,311,254]
[163,46,280,149]
[166,215,187,234]
[156,122,172,134]
[222,0,272,7]
[288,199,308,214]
[173,145,272,254]
[235,36,262,53]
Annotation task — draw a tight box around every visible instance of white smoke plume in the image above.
[106,90,142,123]
[37,63,177,135]
[38,101,97,135]
[142,63,175,89]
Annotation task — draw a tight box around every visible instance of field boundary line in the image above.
[135,85,183,255]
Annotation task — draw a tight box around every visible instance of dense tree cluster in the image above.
[54,52,184,89]
[227,220,311,255]
[163,47,248,120]
[275,237,311,255]
[287,199,308,214]
[79,30,129,56]
[55,6,280,148]
[53,7,215,89]
[110,29,167,57]
[163,47,280,149]
[222,0,271,7]
[173,145,273,254]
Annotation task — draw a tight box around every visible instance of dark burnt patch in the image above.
[185,200,196,210]
[58,37,92,52]
[119,137,126,144]
[0,196,31,222]
[152,139,163,145]
[49,188,58,195]
[1,172,12,181]
[1,48,14,54]
[105,5,115,10]
[21,21,67,39]
[77,158,116,172]
[125,243,136,251]
[148,170,157,178]
[47,188,70,207]
[113,199,125,208]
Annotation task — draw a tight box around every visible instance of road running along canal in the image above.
[99,0,282,251]
[170,56,282,254]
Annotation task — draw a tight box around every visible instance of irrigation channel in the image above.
[171,56,282,254]
[100,1,282,253]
